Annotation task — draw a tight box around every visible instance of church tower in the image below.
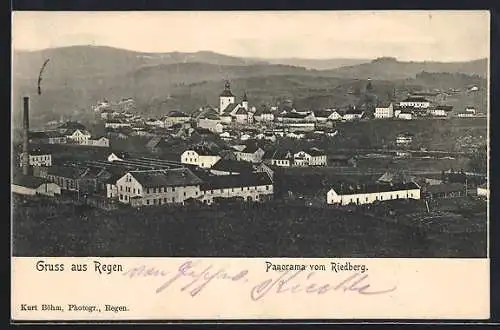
[242,91,249,111]
[219,81,235,115]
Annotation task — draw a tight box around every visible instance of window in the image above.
[184,192,186,197]
[164,198,167,203]
[119,194,123,200]
[172,187,175,192]
[120,186,123,191]
[133,188,136,194]
[146,199,150,205]
[172,197,175,203]
[366,197,368,202]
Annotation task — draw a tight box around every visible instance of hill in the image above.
[253,57,371,70]
[327,57,488,80]
[12,46,488,127]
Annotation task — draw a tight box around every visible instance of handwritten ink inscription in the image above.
[123,260,396,301]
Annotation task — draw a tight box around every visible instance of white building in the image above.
[396,133,413,145]
[12,174,61,197]
[270,150,293,167]
[164,111,191,128]
[428,105,453,117]
[396,111,413,120]
[477,183,488,199]
[199,172,273,204]
[219,81,236,115]
[66,129,91,143]
[114,169,203,207]
[234,145,265,163]
[399,97,430,108]
[20,151,52,167]
[105,120,132,129]
[293,148,327,167]
[181,147,221,168]
[198,118,223,134]
[343,109,364,121]
[374,103,394,119]
[327,182,421,206]
[457,107,477,118]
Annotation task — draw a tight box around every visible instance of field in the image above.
[12,196,486,258]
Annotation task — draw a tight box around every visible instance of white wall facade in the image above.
[201,184,273,204]
[327,187,421,205]
[181,150,221,168]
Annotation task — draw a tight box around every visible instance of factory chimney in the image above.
[21,96,30,175]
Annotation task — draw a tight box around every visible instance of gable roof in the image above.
[47,165,89,179]
[222,103,239,115]
[331,182,420,195]
[234,107,248,115]
[199,172,272,190]
[12,174,49,188]
[130,168,203,188]
[211,159,254,173]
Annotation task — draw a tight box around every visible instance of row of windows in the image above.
[341,192,415,204]
[203,186,271,194]
[146,197,175,205]
[31,155,50,161]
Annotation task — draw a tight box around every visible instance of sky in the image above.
[12,11,490,61]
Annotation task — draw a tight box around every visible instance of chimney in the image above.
[21,96,30,175]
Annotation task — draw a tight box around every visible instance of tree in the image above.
[468,145,487,174]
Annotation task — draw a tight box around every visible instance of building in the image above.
[29,131,67,144]
[210,159,255,176]
[329,155,357,167]
[374,103,394,119]
[105,120,132,129]
[234,144,265,163]
[396,133,413,146]
[164,111,191,128]
[457,106,477,118]
[477,183,488,199]
[199,172,273,204]
[428,105,453,117]
[219,81,236,115]
[115,168,203,207]
[278,111,315,123]
[326,182,421,206]
[181,146,221,168]
[269,149,294,167]
[424,183,466,199]
[399,97,431,108]
[19,149,52,167]
[197,118,223,134]
[293,148,328,167]
[343,109,364,121]
[45,165,98,193]
[12,174,61,197]
[254,107,275,122]
[313,109,342,122]
[66,128,91,143]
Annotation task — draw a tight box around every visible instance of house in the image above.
[314,110,341,122]
[477,183,488,199]
[210,159,255,176]
[396,110,413,120]
[108,153,123,162]
[20,149,52,167]
[12,174,61,197]
[29,131,67,144]
[399,97,430,108]
[424,183,466,199]
[181,146,221,168]
[377,171,416,184]
[270,149,294,167]
[198,118,223,134]
[233,144,265,163]
[115,168,203,207]
[87,136,110,147]
[234,107,250,124]
[105,120,132,129]
[293,148,327,167]
[278,111,315,123]
[145,118,165,128]
[396,133,413,146]
[457,106,477,118]
[374,103,394,119]
[57,121,87,134]
[199,172,273,204]
[343,109,364,121]
[428,105,453,117]
[327,182,421,206]
[254,107,275,122]
[164,111,191,128]
[45,165,97,193]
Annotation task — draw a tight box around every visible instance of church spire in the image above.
[242,91,248,102]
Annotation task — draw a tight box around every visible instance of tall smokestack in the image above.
[22,96,30,175]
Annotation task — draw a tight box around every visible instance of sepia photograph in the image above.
[11,10,489,259]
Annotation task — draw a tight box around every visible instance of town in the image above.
[12,78,488,257]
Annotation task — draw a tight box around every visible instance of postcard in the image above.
[11,10,490,322]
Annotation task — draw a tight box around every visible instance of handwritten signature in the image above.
[123,261,396,301]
